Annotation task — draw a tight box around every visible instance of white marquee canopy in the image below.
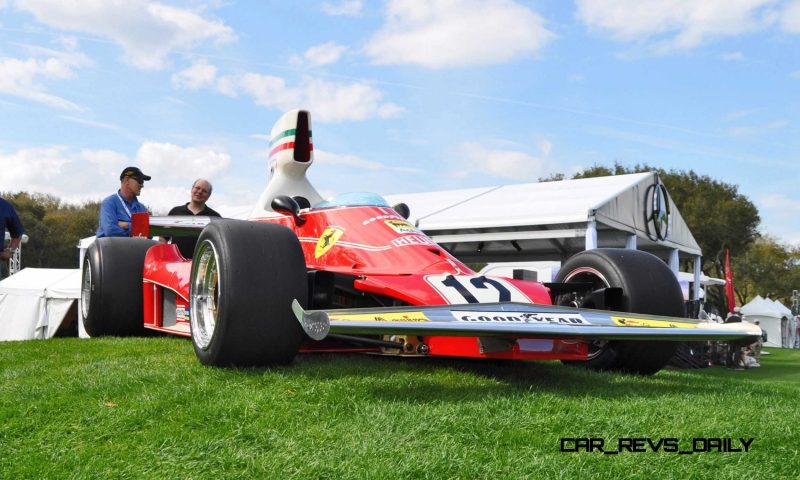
[387,172,700,261]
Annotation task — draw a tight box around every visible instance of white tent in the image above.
[386,172,701,261]
[0,268,81,341]
[772,299,796,347]
[740,295,788,348]
[386,172,705,300]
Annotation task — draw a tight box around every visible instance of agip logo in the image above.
[384,219,416,234]
[315,226,344,258]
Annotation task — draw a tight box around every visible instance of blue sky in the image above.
[1,0,799,246]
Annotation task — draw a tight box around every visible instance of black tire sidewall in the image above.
[192,220,307,367]
[555,248,684,374]
[82,237,156,336]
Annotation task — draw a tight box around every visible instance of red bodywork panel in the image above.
[141,205,587,361]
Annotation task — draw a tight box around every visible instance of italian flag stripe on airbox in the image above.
[269,128,313,159]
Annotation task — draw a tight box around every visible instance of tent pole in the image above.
[625,233,637,250]
[693,255,702,302]
[669,248,679,278]
[585,220,597,251]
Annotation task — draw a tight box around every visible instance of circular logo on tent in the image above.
[645,181,671,241]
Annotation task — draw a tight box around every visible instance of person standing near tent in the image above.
[795,315,800,349]
[96,167,151,238]
[1,197,25,271]
[725,307,745,369]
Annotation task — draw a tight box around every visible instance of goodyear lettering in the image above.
[362,214,397,226]
[454,311,589,325]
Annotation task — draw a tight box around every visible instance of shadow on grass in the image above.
[277,352,784,403]
[40,337,797,404]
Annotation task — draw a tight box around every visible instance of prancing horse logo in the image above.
[315,226,344,258]
[645,180,671,241]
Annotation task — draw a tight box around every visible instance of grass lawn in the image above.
[1,337,798,479]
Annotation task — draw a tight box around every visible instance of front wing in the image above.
[292,300,761,343]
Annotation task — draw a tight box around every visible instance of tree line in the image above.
[2,192,99,270]
[4,166,799,312]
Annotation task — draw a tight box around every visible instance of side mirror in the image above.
[271,195,306,225]
[392,202,410,219]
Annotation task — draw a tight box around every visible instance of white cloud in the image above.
[13,0,236,69]
[759,193,800,211]
[722,51,746,61]
[576,0,776,51]
[56,36,78,51]
[134,142,231,182]
[0,53,86,109]
[365,0,554,68]
[757,192,800,245]
[0,146,126,202]
[0,142,233,213]
[727,119,788,136]
[454,140,556,180]
[315,148,421,173]
[173,61,404,122]
[723,109,757,121]
[792,70,800,78]
[301,42,347,66]
[781,0,800,32]
[321,0,363,16]
[171,59,217,90]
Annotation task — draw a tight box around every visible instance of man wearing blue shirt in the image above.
[96,166,152,238]
[1,197,25,261]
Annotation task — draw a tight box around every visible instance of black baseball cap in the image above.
[120,166,152,182]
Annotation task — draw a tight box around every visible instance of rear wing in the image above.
[131,212,215,238]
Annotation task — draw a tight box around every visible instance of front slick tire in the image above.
[190,219,307,367]
[555,248,685,375]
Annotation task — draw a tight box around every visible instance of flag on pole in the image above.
[725,247,736,313]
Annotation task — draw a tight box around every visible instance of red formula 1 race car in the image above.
[80,110,760,375]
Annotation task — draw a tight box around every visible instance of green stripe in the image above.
[270,128,312,146]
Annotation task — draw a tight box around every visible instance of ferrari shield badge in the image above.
[315,226,344,258]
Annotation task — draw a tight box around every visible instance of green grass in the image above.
[1,338,798,479]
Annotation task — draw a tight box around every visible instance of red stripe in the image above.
[269,141,314,158]
[725,247,736,313]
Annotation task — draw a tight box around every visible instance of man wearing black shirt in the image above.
[168,179,221,258]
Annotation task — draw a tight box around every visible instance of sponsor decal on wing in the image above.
[611,316,697,328]
[452,311,589,325]
[391,235,436,247]
[362,213,398,225]
[329,312,430,322]
[315,226,344,258]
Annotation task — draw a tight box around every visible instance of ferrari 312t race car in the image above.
[81,110,760,375]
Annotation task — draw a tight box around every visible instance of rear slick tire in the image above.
[555,248,685,375]
[190,219,307,367]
